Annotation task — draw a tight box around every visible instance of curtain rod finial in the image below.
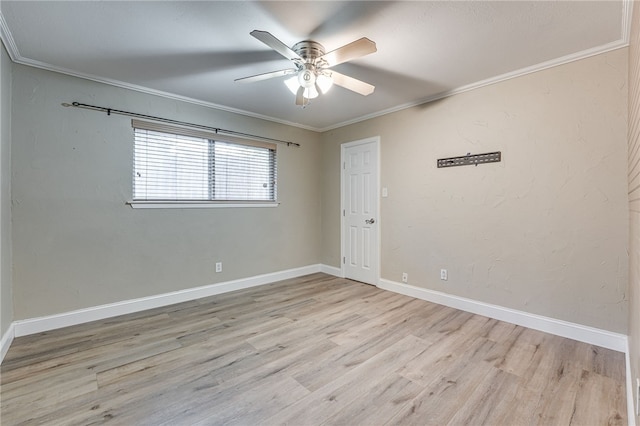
[61,103,71,107]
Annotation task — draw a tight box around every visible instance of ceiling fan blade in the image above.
[235,68,297,84]
[330,71,375,96]
[295,86,306,106]
[318,37,377,68]
[250,30,302,62]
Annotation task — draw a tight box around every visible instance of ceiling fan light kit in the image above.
[284,69,333,100]
[235,30,377,107]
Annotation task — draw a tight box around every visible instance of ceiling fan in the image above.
[235,30,377,107]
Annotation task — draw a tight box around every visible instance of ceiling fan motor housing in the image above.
[292,40,326,63]
[292,41,326,90]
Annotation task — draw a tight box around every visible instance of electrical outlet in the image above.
[215,262,222,273]
[440,269,448,280]
[402,272,408,283]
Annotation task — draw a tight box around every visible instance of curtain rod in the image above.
[61,101,301,147]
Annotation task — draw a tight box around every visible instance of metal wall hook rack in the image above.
[437,151,501,168]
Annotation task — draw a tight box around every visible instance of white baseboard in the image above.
[627,339,637,426]
[3,268,628,364]
[320,264,342,277]
[1,321,15,364]
[12,264,323,338]
[377,278,627,352]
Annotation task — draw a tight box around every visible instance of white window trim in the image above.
[127,201,280,209]
[130,120,278,207]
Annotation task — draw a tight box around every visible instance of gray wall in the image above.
[5,46,631,338]
[627,0,640,421]
[321,49,629,333]
[0,44,12,337]
[11,65,322,319]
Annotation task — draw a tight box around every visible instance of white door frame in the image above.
[340,136,381,285]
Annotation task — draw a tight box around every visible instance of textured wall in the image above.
[628,0,640,421]
[0,44,12,338]
[11,65,322,319]
[321,49,628,332]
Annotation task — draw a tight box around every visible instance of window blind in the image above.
[132,120,277,202]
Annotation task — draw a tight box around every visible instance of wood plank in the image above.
[0,273,627,425]
[264,334,431,425]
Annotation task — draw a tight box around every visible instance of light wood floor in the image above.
[0,273,627,425]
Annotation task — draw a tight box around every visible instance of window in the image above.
[132,120,277,204]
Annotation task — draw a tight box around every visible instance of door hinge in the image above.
[343,209,345,216]
[343,257,346,264]
[343,162,346,170]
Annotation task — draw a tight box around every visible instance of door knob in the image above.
[365,218,375,224]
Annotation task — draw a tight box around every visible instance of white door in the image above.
[342,137,379,285]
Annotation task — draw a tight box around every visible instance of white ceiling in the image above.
[0,1,631,131]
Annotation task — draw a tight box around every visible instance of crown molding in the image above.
[0,10,319,132]
[0,6,633,134]
[13,57,321,132]
[621,0,633,45]
[319,39,630,132]
[0,11,18,62]
[321,0,633,131]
